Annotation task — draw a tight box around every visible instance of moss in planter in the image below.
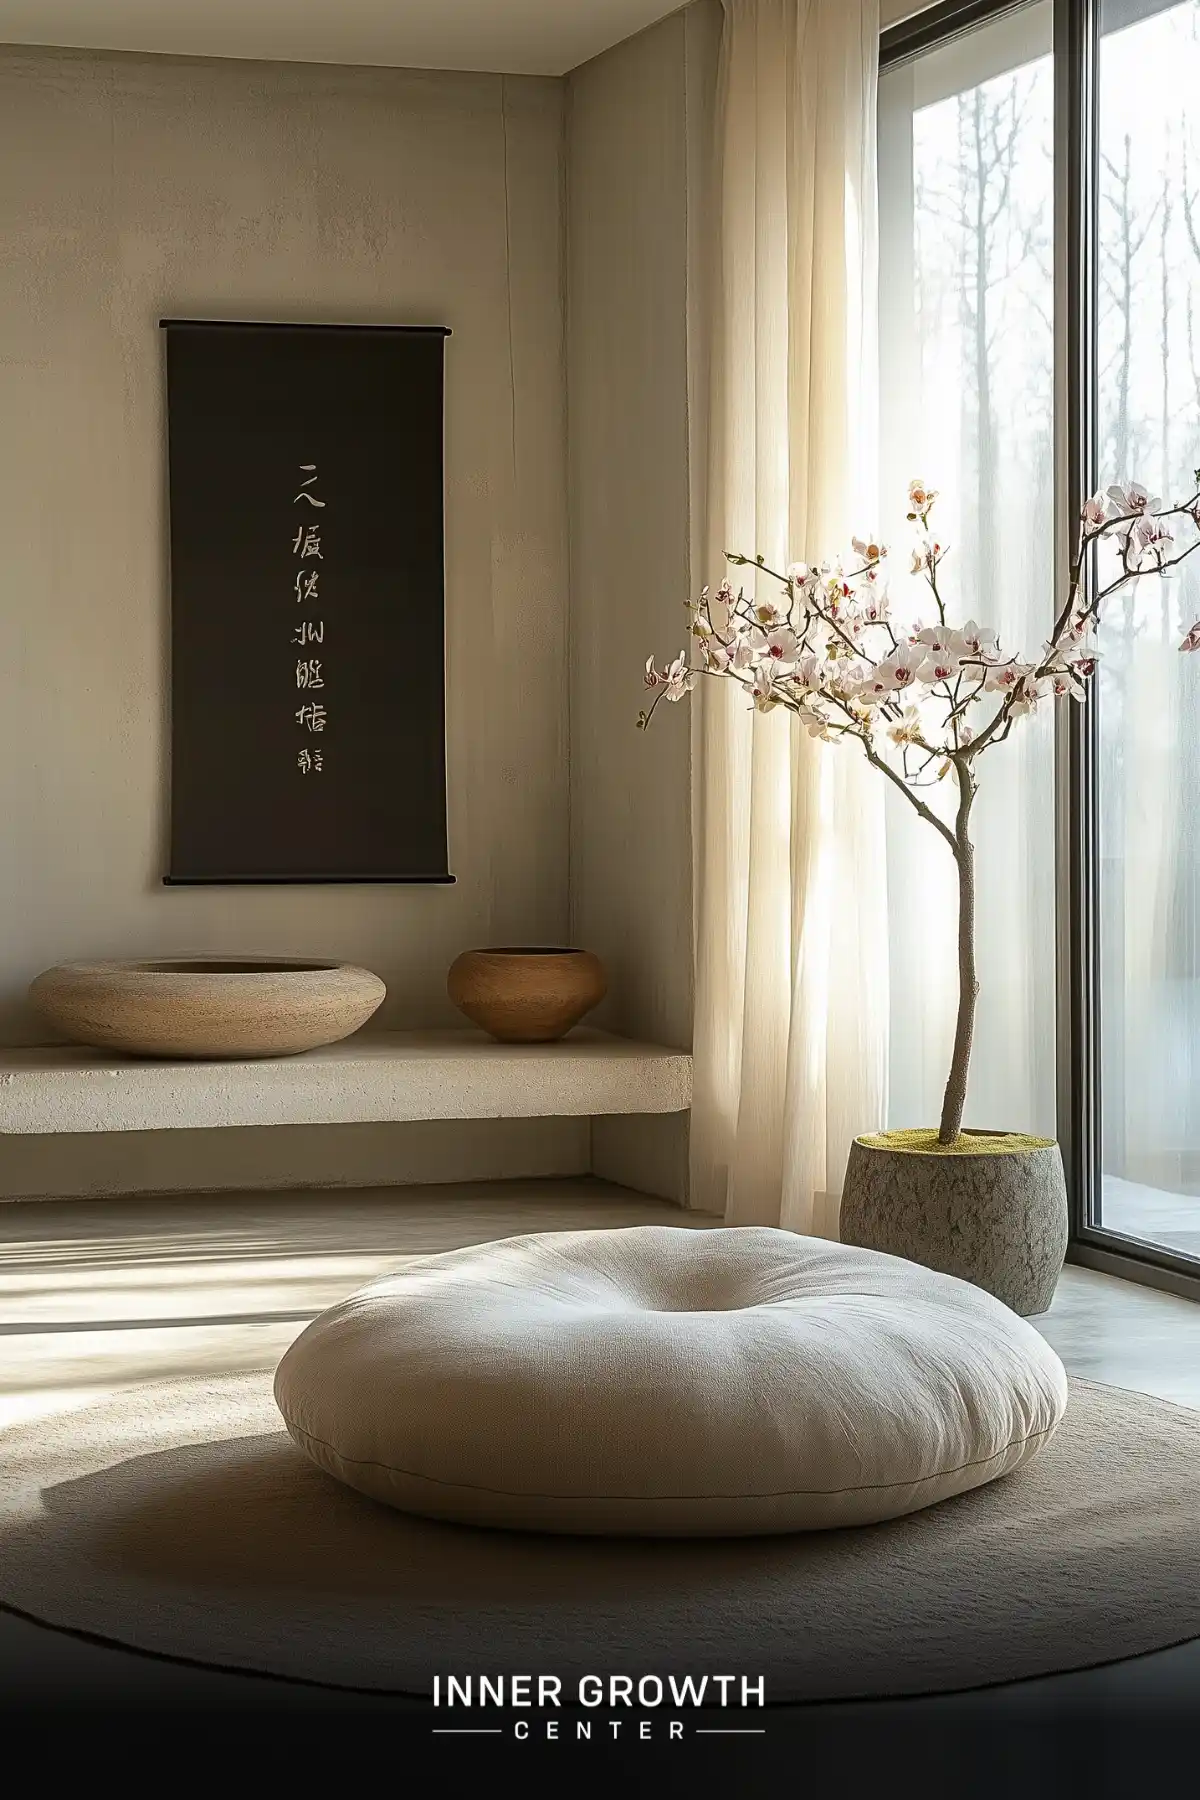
[856,1128,1057,1156]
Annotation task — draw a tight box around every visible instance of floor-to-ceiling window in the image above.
[1092,0,1200,1264]
[878,1,1057,1137]
[880,0,1200,1287]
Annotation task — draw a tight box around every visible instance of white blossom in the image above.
[1007,675,1041,718]
[1131,517,1175,569]
[641,477,1199,797]
[645,652,697,702]
[854,666,900,704]
[910,538,947,574]
[1106,481,1157,516]
[957,619,999,661]
[877,643,925,689]
[917,652,961,686]
[748,625,800,672]
[795,704,832,739]
[857,578,890,624]
[747,665,780,712]
[791,653,825,694]
[983,659,1034,694]
[887,705,924,747]
[914,625,967,679]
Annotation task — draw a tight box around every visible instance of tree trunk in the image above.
[938,768,979,1144]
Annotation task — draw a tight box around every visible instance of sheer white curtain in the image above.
[690,0,887,1234]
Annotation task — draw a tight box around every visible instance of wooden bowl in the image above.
[28,957,386,1059]
[447,947,607,1043]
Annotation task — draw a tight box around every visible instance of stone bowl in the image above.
[446,947,606,1043]
[28,957,386,1060]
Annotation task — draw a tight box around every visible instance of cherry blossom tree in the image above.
[640,478,1200,1146]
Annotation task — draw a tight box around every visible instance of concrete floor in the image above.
[1,1176,1198,1779]
[3,1176,1197,1422]
[0,1178,716,1430]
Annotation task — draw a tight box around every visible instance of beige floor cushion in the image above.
[274,1224,1068,1536]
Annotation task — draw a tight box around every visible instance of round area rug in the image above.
[1,1371,1198,1702]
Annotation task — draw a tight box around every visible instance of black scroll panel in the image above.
[163,319,452,884]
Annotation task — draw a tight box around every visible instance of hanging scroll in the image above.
[162,319,453,884]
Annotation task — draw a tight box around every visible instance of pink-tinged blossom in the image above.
[645,652,697,702]
[1060,637,1099,675]
[1046,642,1099,683]
[1008,675,1041,718]
[749,626,801,671]
[910,538,946,574]
[914,626,964,682]
[983,659,1034,694]
[1132,518,1175,569]
[879,644,924,689]
[858,584,890,624]
[855,667,899,704]
[957,619,999,660]
[1106,481,1157,516]
[915,624,967,666]
[638,471,1200,1149]
[707,628,754,673]
[1045,670,1085,700]
[918,652,962,686]
[642,475,1199,780]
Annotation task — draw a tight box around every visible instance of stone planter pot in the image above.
[839,1129,1069,1317]
[447,947,606,1043]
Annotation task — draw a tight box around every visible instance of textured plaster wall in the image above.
[565,2,720,1202]
[0,21,730,1201]
[0,45,578,1195]
[0,46,568,1047]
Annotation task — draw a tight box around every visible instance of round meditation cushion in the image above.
[274,1224,1068,1536]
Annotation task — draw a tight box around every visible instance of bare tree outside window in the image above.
[1094,0,1200,1256]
